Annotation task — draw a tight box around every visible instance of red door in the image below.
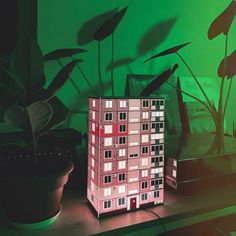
[130,197,136,210]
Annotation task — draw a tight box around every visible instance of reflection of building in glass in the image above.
[87,97,164,217]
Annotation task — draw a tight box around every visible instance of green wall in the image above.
[38,0,235,133]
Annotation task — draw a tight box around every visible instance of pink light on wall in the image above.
[87,97,164,218]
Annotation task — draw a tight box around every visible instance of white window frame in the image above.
[92,134,95,144]
[105,100,112,108]
[141,193,148,201]
[104,188,112,197]
[104,125,113,134]
[91,146,95,155]
[91,180,94,191]
[119,100,127,108]
[103,200,111,209]
[118,161,126,169]
[92,99,96,107]
[118,185,125,194]
[141,169,148,177]
[104,162,112,172]
[92,111,95,120]
[104,137,112,146]
[92,158,95,167]
[119,149,126,157]
[91,169,94,179]
[117,197,125,206]
[92,123,95,132]
[142,112,149,119]
[141,134,149,143]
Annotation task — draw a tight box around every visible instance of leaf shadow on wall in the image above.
[77,8,118,45]
[137,17,178,56]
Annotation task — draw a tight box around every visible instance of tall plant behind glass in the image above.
[144,1,236,153]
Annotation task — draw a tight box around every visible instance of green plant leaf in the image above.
[208,1,236,40]
[137,18,177,56]
[94,6,128,41]
[106,57,135,71]
[144,42,191,63]
[43,48,87,61]
[43,59,80,99]
[139,64,179,96]
[26,101,53,132]
[4,105,29,130]
[218,49,236,78]
[77,7,118,45]
[10,38,44,97]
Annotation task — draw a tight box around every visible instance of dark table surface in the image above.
[1,182,236,236]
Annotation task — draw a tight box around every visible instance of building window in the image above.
[105,100,112,108]
[104,125,113,134]
[142,146,149,154]
[142,112,149,119]
[103,200,111,209]
[152,111,160,117]
[142,123,149,131]
[104,137,112,146]
[119,100,126,108]
[92,134,95,143]
[91,169,94,179]
[118,185,125,194]
[119,124,126,132]
[105,150,112,158]
[104,188,111,196]
[118,173,126,181]
[119,137,126,144]
[151,167,163,174]
[118,197,125,206]
[141,193,148,201]
[92,123,95,131]
[141,181,148,189]
[119,149,126,157]
[105,112,112,121]
[141,135,149,143]
[130,154,138,158]
[104,175,111,183]
[152,100,160,106]
[119,112,127,120]
[91,146,95,155]
[154,190,159,198]
[118,161,126,169]
[141,169,148,177]
[92,99,96,107]
[92,158,95,167]
[160,100,164,105]
[142,100,149,107]
[151,179,163,186]
[92,111,95,120]
[91,180,94,191]
[91,194,94,202]
[151,145,163,152]
[104,162,112,172]
[142,158,148,166]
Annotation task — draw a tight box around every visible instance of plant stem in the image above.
[26,107,37,166]
[71,56,97,96]
[98,41,103,88]
[111,34,115,96]
[57,59,81,94]
[223,78,233,117]
[176,52,213,113]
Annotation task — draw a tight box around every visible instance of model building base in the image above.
[87,197,163,218]
[87,97,165,217]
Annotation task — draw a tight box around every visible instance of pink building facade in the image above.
[87,97,164,217]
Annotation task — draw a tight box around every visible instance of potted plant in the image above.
[0,38,85,228]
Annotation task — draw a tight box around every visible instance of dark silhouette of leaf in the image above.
[44,59,81,98]
[106,57,135,71]
[94,7,128,41]
[26,101,53,132]
[137,18,177,56]
[208,1,236,39]
[10,38,44,97]
[218,49,236,78]
[77,8,118,45]
[43,48,87,61]
[4,105,29,130]
[30,73,46,99]
[144,42,191,63]
[139,64,179,96]
[0,133,26,147]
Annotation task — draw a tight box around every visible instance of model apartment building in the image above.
[87,97,164,217]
